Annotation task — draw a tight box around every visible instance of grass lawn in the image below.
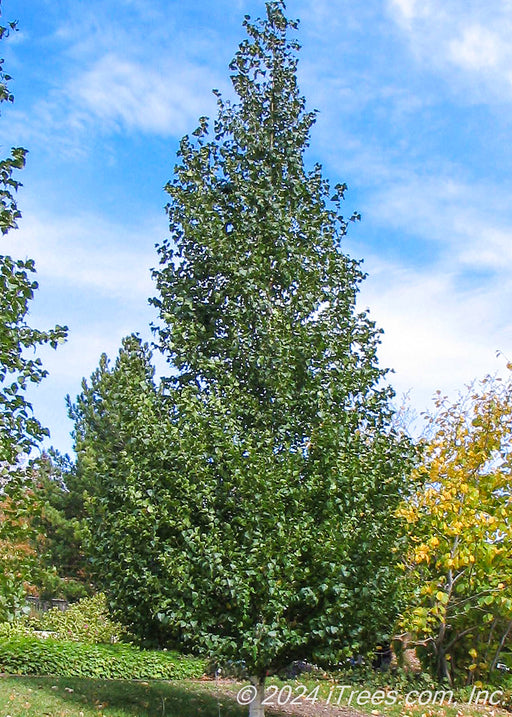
[0,676,248,717]
[1,675,511,717]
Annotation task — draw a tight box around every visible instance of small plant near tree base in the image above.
[71,3,413,715]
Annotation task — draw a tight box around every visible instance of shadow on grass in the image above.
[9,675,249,717]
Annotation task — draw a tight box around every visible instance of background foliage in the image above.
[398,371,512,683]
[0,1,67,621]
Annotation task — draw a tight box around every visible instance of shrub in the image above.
[0,620,34,639]
[29,592,128,644]
[0,635,205,679]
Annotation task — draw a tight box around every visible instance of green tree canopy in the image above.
[0,11,67,470]
[69,335,173,644]
[29,450,91,602]
[73,4,412,714]
[0,2,67,621]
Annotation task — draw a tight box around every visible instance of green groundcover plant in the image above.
[0,635,205,679]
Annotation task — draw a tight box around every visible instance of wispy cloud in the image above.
[2,203,160,300]
[388,0,436,25]
[366,171,512,274]
[5,202,166,454]
[0,58,224,155]
[358,255,512,407]
[449,24,507,71]
[1,0,234,154]
[70,54,221,136]
[387,0,512,100]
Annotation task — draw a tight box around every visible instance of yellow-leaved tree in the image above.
[398,371,512,684]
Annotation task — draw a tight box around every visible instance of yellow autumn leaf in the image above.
[397,370,512,682]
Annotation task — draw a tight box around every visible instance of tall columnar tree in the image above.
[73,4,412,715]
[150,3,411,710]
[0,3,67,620]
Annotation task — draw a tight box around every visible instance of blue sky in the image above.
[2,0,512,454]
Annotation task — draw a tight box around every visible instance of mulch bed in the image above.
[207,679,376,717]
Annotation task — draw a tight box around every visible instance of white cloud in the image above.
[342,161,512,411]
[389,0,432,23]
[4,204,167,455]
[2,208,159,299]
[449,24,505,70]
[366,171,512,276]
[71,54,220,136]
[359,256,512,410]
[0,19,228,155]
[387,0,512,100]
[0,56,223,155]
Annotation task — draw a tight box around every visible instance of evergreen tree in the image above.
[30,451,91,601]
[69,335,173,644]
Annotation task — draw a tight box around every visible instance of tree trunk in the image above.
[249,677,266,717]
[490,619,512,673]
[437,648,452,684]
